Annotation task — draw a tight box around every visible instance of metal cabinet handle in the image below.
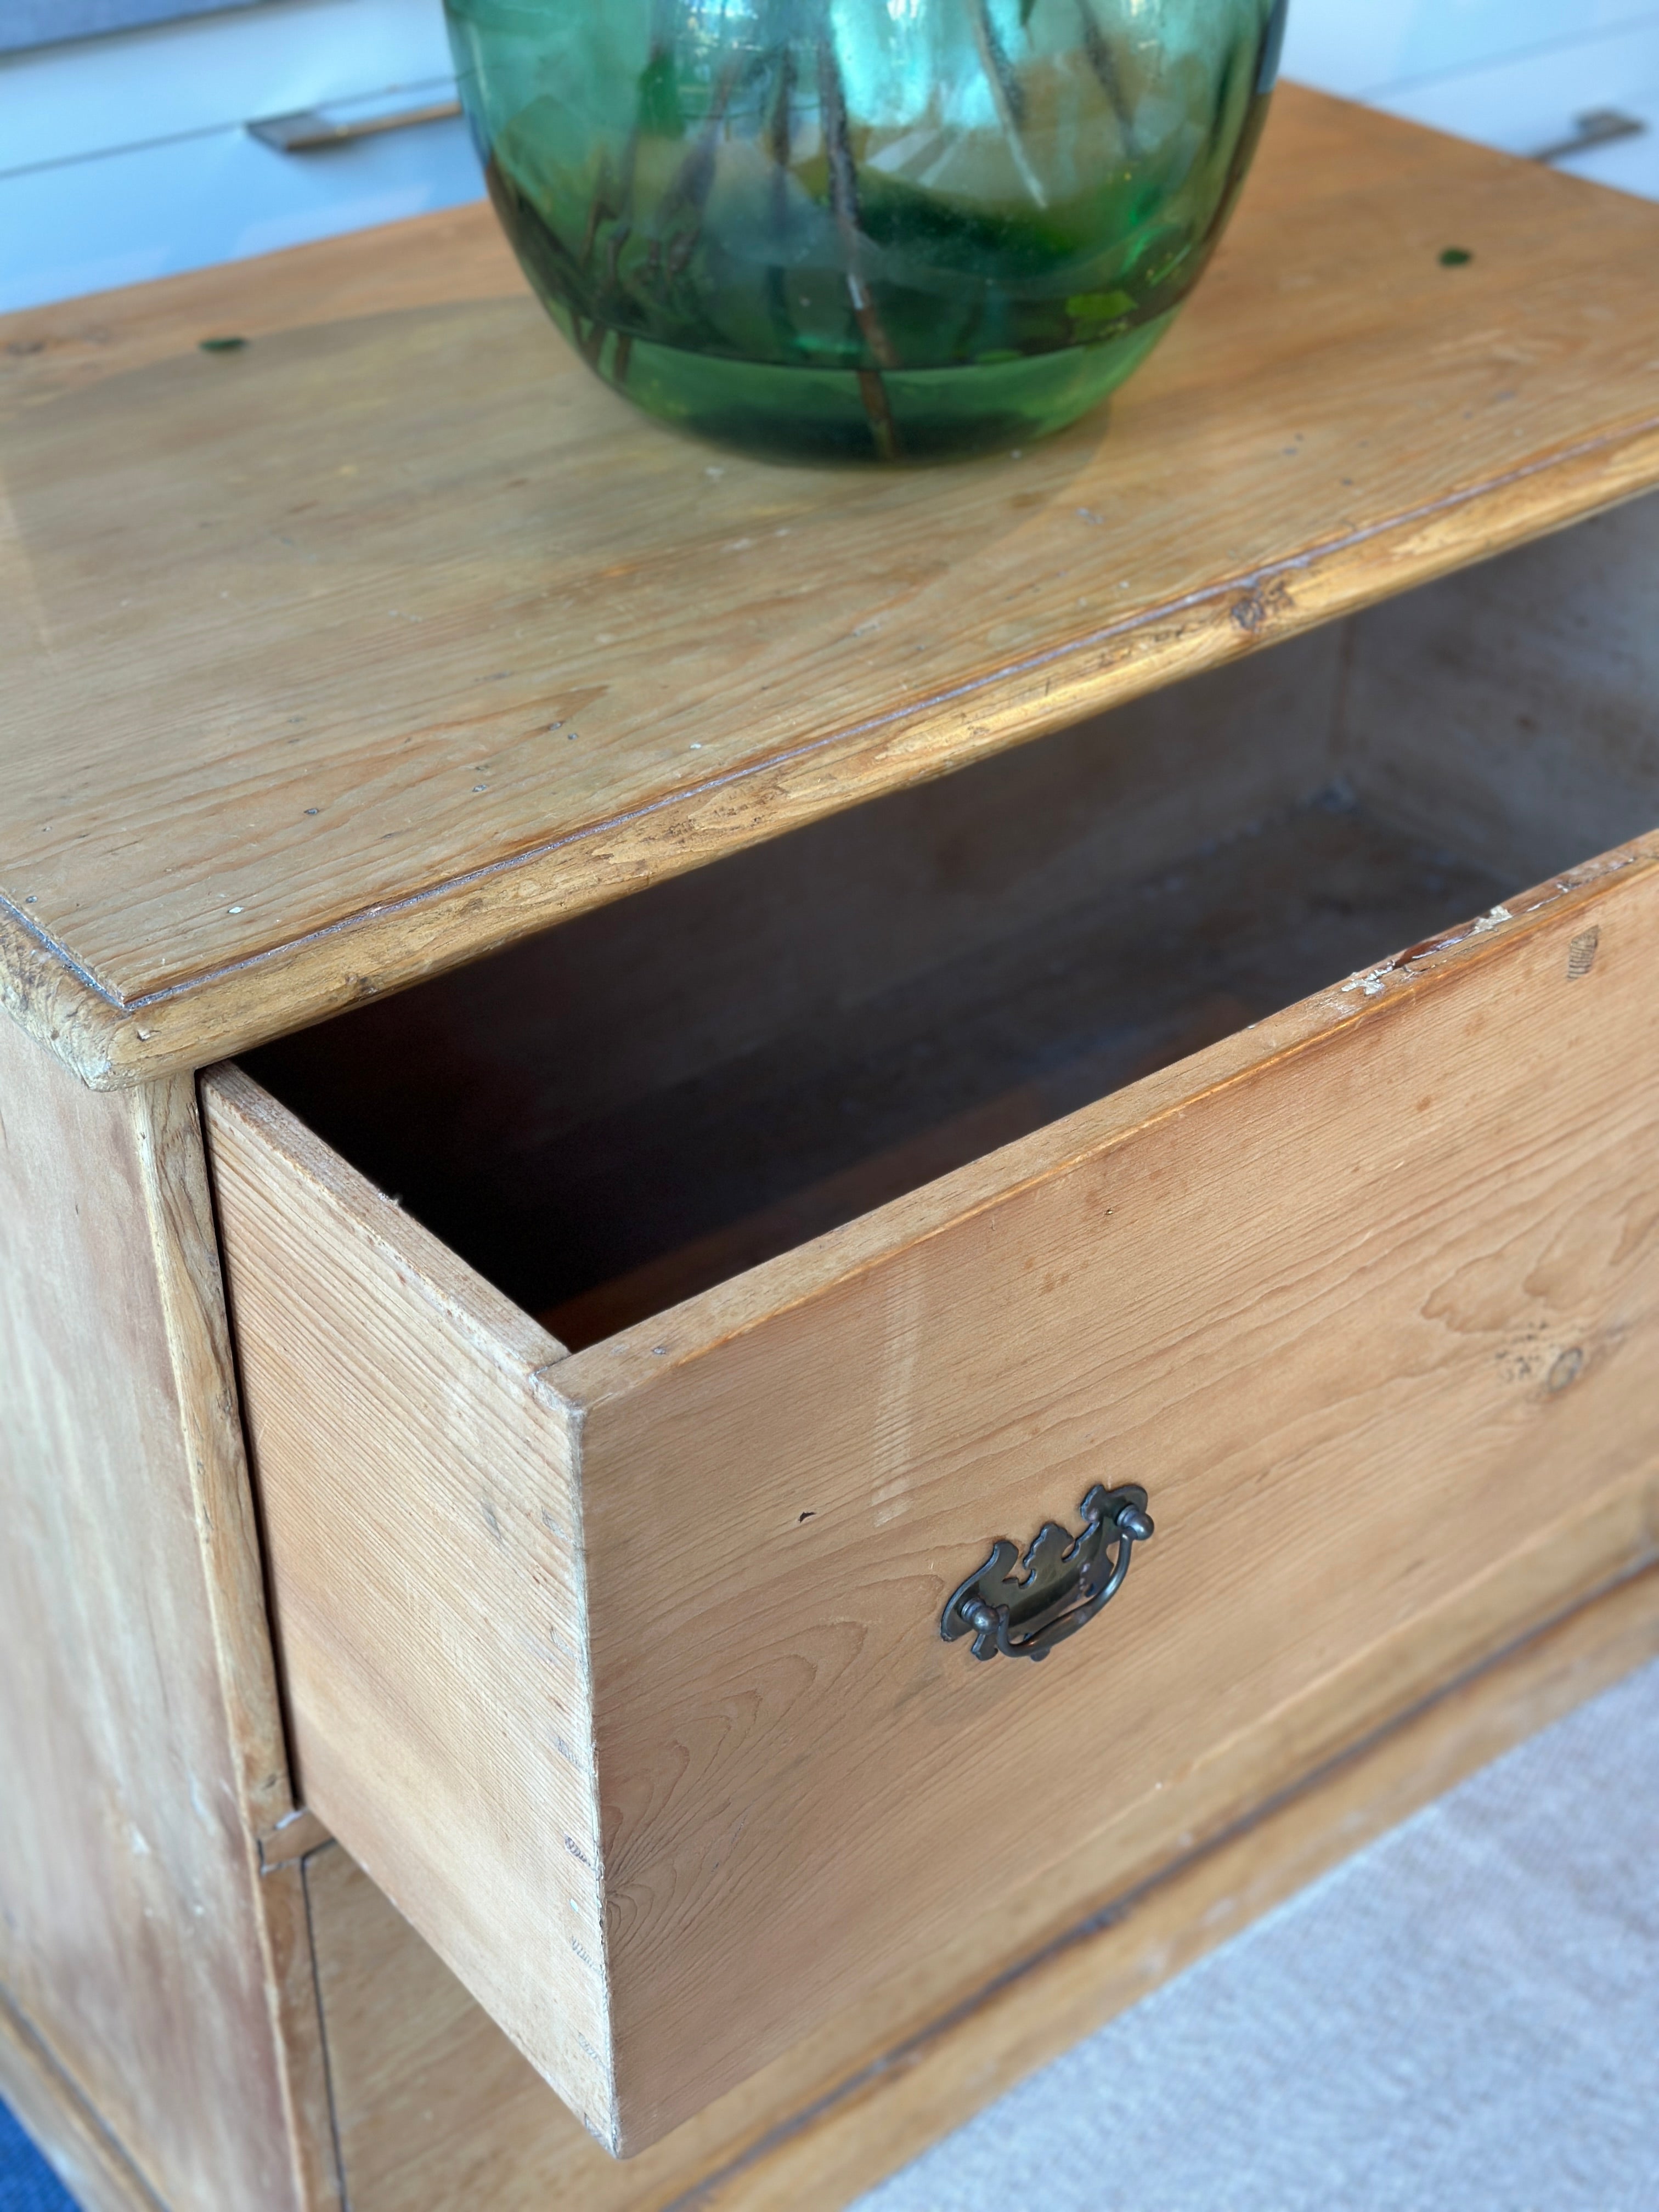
[249,100,461,154]
[1530,110,1647,166]
[941,1483,1154,1664]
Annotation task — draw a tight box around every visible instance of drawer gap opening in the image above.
[241,580,1656,1351]
[532,793,1502,1347]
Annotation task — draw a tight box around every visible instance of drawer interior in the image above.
[242,504,1659,1350]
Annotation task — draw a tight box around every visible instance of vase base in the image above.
[578,317,1175,466]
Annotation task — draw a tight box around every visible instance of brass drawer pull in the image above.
[942,1485,1154,1664]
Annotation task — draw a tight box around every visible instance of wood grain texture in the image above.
[200,1066,615,2140]
[132,1073,342,2212]
[306,1555,1659,2212]
[0,1013,338,2211]
[7,92,1659,1087]
[563,842,1659,2146]
[241,626,1535,1347]
[1341,489,1659,887]
[206,830,1659,2153]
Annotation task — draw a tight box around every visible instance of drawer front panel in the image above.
[567,853,1659,2140]
[206,844,1659,2153]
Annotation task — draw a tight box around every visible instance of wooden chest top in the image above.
[3,86,1659,1088]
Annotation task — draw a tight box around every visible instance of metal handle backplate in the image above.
[941,1484,1154,1664]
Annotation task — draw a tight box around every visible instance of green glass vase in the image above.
[445,0,1288,462]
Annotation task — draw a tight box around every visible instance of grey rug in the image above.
[850,1651,1659,2212]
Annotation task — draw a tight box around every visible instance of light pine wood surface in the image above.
[565,842,1659,2146]
[201,1064,613,2138]
[204,499,1659,2153]
[0,1015,338,2211]
[1342,487,1659,887]
[206,821,1659,2151]
[7,69,1659,2212]
[304,1556,1659,2212]
[5,92,1659,1086]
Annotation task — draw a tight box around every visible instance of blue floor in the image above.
[0,2102,71,2212]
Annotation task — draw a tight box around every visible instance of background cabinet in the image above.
[3,0,1657,313]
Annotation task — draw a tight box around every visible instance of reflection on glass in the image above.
[447,0,1287,460]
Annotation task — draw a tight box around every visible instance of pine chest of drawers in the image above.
[4,87,1659,2212]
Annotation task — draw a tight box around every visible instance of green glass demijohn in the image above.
[445,0,1289,461]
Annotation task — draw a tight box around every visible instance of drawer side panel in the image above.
[201,1069,616,2143]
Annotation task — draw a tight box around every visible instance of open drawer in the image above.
[204,494,1659,2157]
